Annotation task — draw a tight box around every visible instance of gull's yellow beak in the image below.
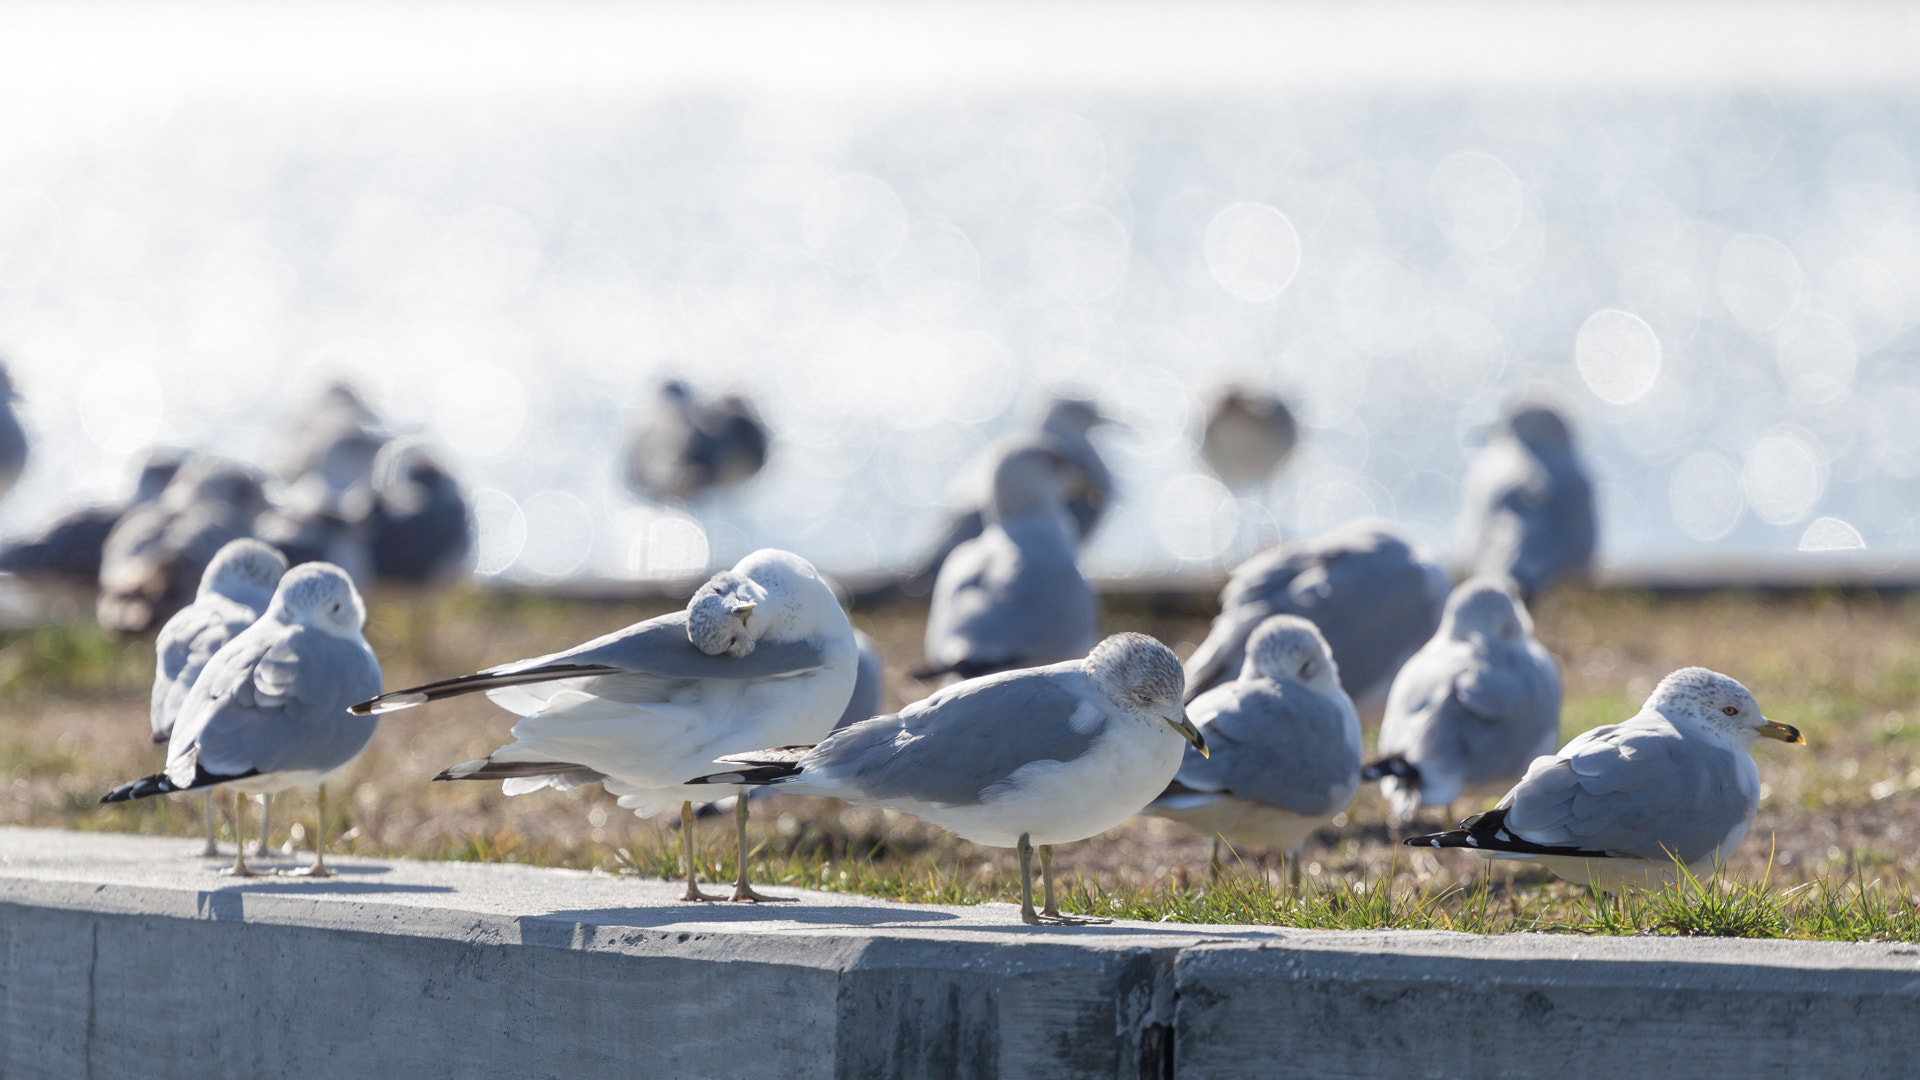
[1755,717,1805,744]
[1174,713,1208,758]
[730,602,756,624]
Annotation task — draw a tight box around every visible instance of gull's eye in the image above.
[1722,705,1738,716]
[331,602,341,614]
[1136,694,1151,704]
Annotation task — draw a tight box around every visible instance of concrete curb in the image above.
[1,827,1915,1079]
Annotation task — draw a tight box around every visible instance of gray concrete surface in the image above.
[1,826,1916,1079]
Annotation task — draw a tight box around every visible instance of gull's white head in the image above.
[687,548,840,656]
[198,538,288,607]
[268,562,367,639]
[987,445,1070,524]
[1087,632,1207,757]
[1443,577,1531,644]
[1243,614,1340,695]
[1646,667,1803,747]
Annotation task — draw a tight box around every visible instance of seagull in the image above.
[918,444,1096,682]
[1457,404,1596,599]
[102,562,384,878]
[622,380,769,503]
[0,449,183,585]
[833,630,885,733]
[900,396,1116,597]
[1183,519,1450,715]
[273,382,388,499]
[0,360,28,505]
[1200,386,1297,491]
[689,633,1206,925]
[97,458,270,633]
[149,538,289,857]
[1365,577,1563,823]
[367,438,471,585]
[1141,615,1360,884]
[351,549,857,902]
[1404,667,1805,892]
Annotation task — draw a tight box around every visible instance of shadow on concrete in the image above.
[527,903,963,929]
[205,881,455,897]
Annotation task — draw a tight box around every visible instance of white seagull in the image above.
[1366,577,1563,823]
[1457,404,1596,599]
[352,549,857,902]
[1405,667,1804,891]
[1142,615,1360,883]
[148,537,289,856]
[689,633,1206,925]
[103,562,383,878]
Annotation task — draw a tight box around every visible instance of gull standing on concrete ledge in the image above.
[1405,667,1804,891]
[354,549,856,902]
[103,562,383,878]
[1142,615,1360,883]
[690,633,1205,925]
[1366,577,1562,823]
[148,538,289,857]
[918,444,1096,682]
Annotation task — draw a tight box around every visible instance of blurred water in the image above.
[1,5,1917,584]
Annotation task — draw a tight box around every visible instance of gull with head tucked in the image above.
[148,537,289,857]
[103,562,383,879]
[1365,577,1562,823]
[1143,615,1360,884]
[1405,667,1804,891]
[690,633,1205,925]
[352,549,857,902]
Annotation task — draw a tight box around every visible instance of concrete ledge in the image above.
[2,828,1916,1079]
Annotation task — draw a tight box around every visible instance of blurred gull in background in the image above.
[103,562,383,879]
[1406,667,1804,892]
[97,459,270,634]
[833,629,884,732]
[367,438,472,585]
[692,632,1206,925]
[1143,614,1360,885]
[1458,405,1597,598]
[0,362,27,507]
[919,444,1096,681]
[621,380,769,504]
[147,538,289,857]
[1184,519,1451,716]
[0,449,183,587]
[1366,577,1562,823]
[1200,387,1298,493]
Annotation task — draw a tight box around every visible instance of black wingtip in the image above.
[351,663,625,715]
[100,772,177,803]
[1361,754,1421,786]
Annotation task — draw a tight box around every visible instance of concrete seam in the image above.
[83,920,97,1080]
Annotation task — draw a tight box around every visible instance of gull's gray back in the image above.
[803,666,1107,808]
[1383,637,1562,789]
[173,621,384,780]
[926,512,1095,670]
[1464,435,1596,597]
[1175,677,1361,817]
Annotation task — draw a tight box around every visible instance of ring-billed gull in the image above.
[1184,519,1450,715]
[1142,615,1359,884]
[149,538,289,856]
[690,633,1206,925]
[1200,387,1297,491]
[1458,404,1595,598]
[0,361,27,504]
[919,445,1096,681]
[1404,667,1805,891]
[0,449,182,585]
[1365,577,1562,823]
[902,397,1115,597]
[353,549,857,902]
[102,562,383,879]
[98,458,269,633]
[622,380,769,503]
[367,438,471,584]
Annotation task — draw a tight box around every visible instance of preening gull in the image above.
[622,380,769,503]
[690,633,1206,925]
[1458,404,1596,599]
[148,538,289,856]
[353,549,857,902]
[1200,387,1297,491]
[1365,577,1562,823]
[919,444,1096,681]
[1142,615,1360,883]
[1405,667,1804,891]
[1184,519,1450,714]
[103,562,383,879]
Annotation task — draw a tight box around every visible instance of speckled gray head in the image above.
[269,562,367,638]
[1444,577,1530,642]
[1086,632,1207,755]
[687,569,768,657]
[1243,614,1339,691]
[1645,667,1804,746]
[200,538,289,604]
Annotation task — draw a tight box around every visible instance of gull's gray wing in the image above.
[831,631,884,733]
[166,621,383,787]
[149,595,259,741]
[926,515,1094,673]
[354,609,828,714]
[1500,721,1753,864]
[1173,678,1360,817]
[1466,440,1596,597]
[792,666,1107,807]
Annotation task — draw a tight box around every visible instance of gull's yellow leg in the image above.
[285,786,335,878]
[219,790,268,877]
[1018,833,1041,925]
[679,801,724,902]
[729,792,794,903]
[1039,844,1109,926]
